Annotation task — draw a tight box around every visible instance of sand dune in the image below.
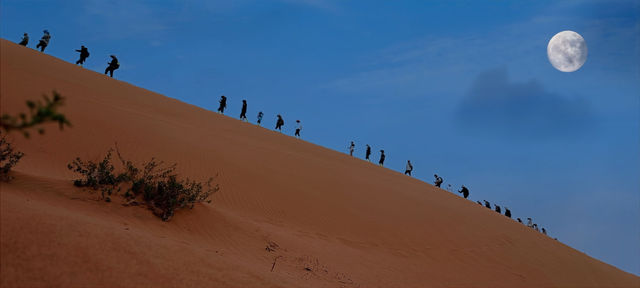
[1,39,638,287]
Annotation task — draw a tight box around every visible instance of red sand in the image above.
[1,39,638,287]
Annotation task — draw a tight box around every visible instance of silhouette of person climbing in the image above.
[348,141,355,156]
[527,218,533,228]
[483,200,491,209]
[404,160,413,176]
[494,204,501,214]
[104,55,119,77]
[476,201,482,205]
[240,100,248,121]
[217,96,227,114]
[275,114,284,131]
[517,218,522,223]
[365,144,371,162]
[35,30,50,52]
[75,45,90,65]
[257,111,263,125]
[378,150,385,166]
[19,33,29,46]
[542,228,547,235]
[458,185,469,199]
[434,174,443,187]
[294,120,302,138]
[504,207,511,218]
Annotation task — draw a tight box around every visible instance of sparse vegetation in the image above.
[0,132,24,181]
[0,91,71,138]
[68,145,219,221]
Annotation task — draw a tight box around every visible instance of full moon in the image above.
[547,31,588,72]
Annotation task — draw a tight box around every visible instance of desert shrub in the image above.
[68,145,219,221]
[0,132,25,181]
[1,91,71,138]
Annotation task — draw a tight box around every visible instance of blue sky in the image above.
[2,0,639,275]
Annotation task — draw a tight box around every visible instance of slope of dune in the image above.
[1,39,638,287]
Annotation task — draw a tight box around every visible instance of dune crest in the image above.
[1,39,638,287]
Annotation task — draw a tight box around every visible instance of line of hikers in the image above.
[216,96,303,139]
[17,31,120,78]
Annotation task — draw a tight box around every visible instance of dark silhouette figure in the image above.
[542,228,547,235]
[35,30,51,52]
[527,218,533,228]
[294,120,302,138]
[75,46,90,65]
[365,144,371,162]
[19,33,29,46]
[104,55,119,77]
[504,207,512,218]
[217,96,227,114]
[476,201,482,205]
[349,141,355,156]
[434,174,443,187]
[517,218,522,223]
[275,114,284,131]
[404,160,413,176]
[378,150,385,166]
[533,224,539,232]
[484,200,491,209]
[458,185,469,199]
[239,100,248,121]
[494,204,501,214]
[257,111,264,125]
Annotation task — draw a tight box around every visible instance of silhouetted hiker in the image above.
[75,46,90,65]
[239,100,248,121]
[19,33,29,46]
[542,228,547,235]
[378,150,385,166]
[505,207,512,218]
[517,218,522,223]
[365,144,371,162]
[484,200,491,209]
[35,30,50,52]
[494,204,501,214]
[434,174,443,187]
[533,224,539,232]
[104,55,119,77]
[294,120,302,138]
[404,160,413,176]
[257,111,264,125]
[348,141,355,156]
[527,218,533,228]
[275,114,284,131]
[458,185,469,199]
[447,184,453,192]
[476,201,482,205]
[217,96,227,114]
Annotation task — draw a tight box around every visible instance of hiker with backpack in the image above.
[104,55,119,77]
[458,185,469,199]
[275,114,284,131]
[378,150,385,166]
[75,45,90,65]
[35,30,51,52]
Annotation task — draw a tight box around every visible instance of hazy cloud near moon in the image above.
[455,68,594,140]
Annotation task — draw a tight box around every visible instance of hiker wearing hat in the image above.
[19,33,29,46]
[36,30,51,52]
[75,45,90,65]
[104,55,119,77]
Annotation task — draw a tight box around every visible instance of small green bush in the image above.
[68,145,219,221]
[0,132,24,181]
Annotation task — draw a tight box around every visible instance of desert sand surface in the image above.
[1,39,638,287]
